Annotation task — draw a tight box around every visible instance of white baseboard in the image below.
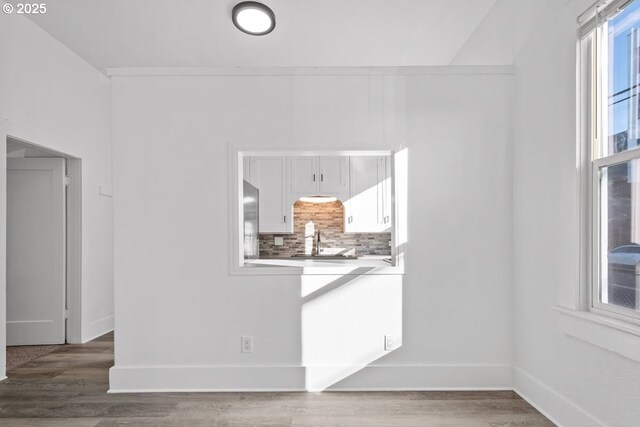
[513,368,605,427]
[81,314,114,344]
[323,364,511,391]
[108,364,511,393]
[109,365,306,392]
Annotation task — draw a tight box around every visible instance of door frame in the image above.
[5,136,83,345]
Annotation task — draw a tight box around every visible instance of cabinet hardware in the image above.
[321,174,324,181]
[284,215,286,223]
[313,174,316,181]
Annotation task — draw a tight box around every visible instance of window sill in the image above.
[553,306,640,363]
[230,264,405,276]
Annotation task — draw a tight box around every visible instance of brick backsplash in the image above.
[259,200,391,257]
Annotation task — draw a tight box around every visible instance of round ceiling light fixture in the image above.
[232,1,276,36]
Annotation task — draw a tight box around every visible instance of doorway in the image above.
[5,137,82,354]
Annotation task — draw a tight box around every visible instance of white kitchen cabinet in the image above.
[345,156,382,233]
[289,156,349,200]
[344,156,392,233]
[290,157,318,194]
[319,156,349,195]
[381,156,392,231]
[243,156,255,186]
[252,157,291,233]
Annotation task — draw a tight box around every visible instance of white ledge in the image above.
[553,306,640,363]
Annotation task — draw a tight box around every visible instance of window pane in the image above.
[600,159,640,312]
[604,1,640,157]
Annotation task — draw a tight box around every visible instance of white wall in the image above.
[513,1,640,426]
[110,69,514,391]
[0,9,113,377]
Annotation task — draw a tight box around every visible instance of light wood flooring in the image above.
[0,332,555,426]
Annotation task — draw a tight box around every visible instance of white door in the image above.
[290,157,318,194]
[254,157,290,233]
[7,158,66,345]
[319,156,349,196]
[345,156,383,233]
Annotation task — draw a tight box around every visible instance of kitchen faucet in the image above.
[314,229,321,256]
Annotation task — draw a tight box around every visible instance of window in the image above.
[583,0,640,322]
[229,148,407,275]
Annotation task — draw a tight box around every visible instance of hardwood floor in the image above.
[0,332,554,426]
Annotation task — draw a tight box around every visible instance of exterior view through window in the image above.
[588,0,640,320]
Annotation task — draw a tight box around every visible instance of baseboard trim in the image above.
[108,364,511,393]
[322,364,511,391]
[513,368,605,427]
[81,315,114,344]
[109,365,306,392]
[109,388,306,393]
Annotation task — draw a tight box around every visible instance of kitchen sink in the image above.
[291,254,359,260]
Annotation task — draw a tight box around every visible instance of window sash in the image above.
[580,0,636,38]
[591,149,640,323]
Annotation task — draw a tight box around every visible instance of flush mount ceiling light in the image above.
[299,196,338,204]
[232,1,276,36]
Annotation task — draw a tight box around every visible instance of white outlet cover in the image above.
[241,336,254,353]
[275,237,284,246]
[384,335,394,351]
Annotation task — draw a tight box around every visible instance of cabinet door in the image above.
[290,157,319,195]
[319,156,349,195]
[254,157,289,233]
[243,156,255,186]
[381,156,392,231]
[345,156,382,233]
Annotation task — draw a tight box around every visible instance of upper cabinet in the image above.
[382,155,392,229]
[245,153,391,235]
[251,157,291,233]
[243,156,255,186]
[344,156,392,233]
[289,156,349,200]
[319,156,349,195]
[290,157,318,194]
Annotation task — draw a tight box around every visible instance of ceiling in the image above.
[10,0,552,73]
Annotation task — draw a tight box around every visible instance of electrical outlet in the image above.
[275,236,284,246]
[241,336,254,353]
[384,335,394,351]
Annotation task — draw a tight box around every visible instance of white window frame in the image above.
[581,0,640,325]
[227,144,407,276]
